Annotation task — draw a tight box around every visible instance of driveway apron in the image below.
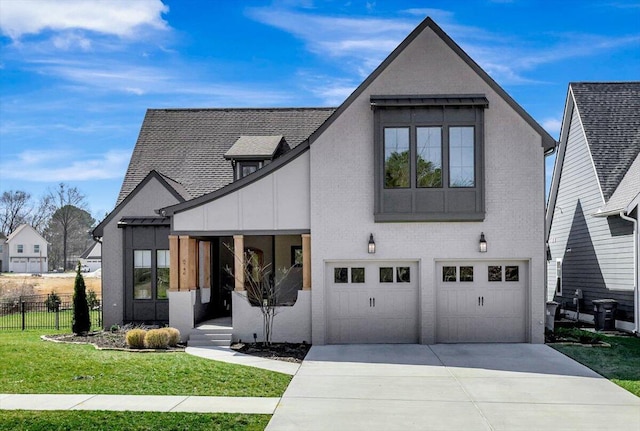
[266,344,640,431]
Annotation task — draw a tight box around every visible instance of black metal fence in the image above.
[0,293,102,331]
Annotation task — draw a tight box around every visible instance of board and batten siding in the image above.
[547,105,635,319]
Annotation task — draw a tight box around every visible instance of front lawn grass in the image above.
[0,330,290,397]
[551,329,640,397]
[0,411,270,431]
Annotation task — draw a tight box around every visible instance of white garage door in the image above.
[437,261,527,343]
[327,261,419,344]
[11,258,27,273]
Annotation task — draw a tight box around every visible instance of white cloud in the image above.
[1,149,131,182]
[248,7,640,86]
[542,118,562,137]
[0,0,169,40]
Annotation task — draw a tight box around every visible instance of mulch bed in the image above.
[43,331,311,362]
[230,342,311,363]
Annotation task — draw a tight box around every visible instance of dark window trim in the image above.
[373,99,486,222]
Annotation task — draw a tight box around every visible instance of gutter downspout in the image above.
[620,210,639,335]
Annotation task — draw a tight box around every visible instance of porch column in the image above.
[169,235,180,291]
[233,234,245,291]
[302,233,311,290]
[201,241,211,288]
[179,236,198,291]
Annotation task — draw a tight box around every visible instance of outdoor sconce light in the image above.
[368,233,376,254]
[479,232,487,253]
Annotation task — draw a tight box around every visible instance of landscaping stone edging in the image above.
[40,335,186,352]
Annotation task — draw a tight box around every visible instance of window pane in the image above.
[134,250,152,299]
[380,267,394,283]
[460,266,474,282]
[242,165,258,177]
[34,245,40,253]
[157,250,170,300]
[505,266,519,282]
[488,266,502,282]
[449,127,475,187]
[351,267,365,283]
[384,128,410,188]
[443,266,457,282]
[334,267,348,283]
[396,267,410,283]
[417,127,442,187]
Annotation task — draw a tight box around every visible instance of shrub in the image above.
[125,329,147,349]
[86,289,100,309]
[144,329,169,349]
[72,263,91,335]
[44,291,61,312]
[163,327,181,347]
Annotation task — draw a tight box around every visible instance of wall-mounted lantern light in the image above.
[479,232,487,253]
[368,233,376,254]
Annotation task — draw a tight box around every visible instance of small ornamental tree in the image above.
[72,261,91,335]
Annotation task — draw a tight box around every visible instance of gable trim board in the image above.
[94,170,186,238]
[102,16,553,344]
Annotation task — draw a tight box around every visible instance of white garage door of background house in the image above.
[436,261,527,343]
[327,261,419,344]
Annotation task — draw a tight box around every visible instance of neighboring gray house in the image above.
[546,82,640,333]
[95,17,555,344]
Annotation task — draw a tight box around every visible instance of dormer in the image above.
[224,135,290,181]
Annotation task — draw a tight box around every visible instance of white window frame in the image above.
[555,259,562,295]
[16,244,23,254]
[34,244,40,253]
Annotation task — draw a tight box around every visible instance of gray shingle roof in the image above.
[571,82,640,201]
[117,108,335,206]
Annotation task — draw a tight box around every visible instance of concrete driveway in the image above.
[266,344,640,430]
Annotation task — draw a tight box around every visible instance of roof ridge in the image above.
[147,107,337,112]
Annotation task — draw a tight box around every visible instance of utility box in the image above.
[592,299,617,331]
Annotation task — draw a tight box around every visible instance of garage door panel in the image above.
[328,261,418,344]
[437,261,527,343]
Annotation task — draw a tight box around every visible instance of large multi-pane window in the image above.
[156,250,170,300]
[133,250,152,299]
[373,97,486,221]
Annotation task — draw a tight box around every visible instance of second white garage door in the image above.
[436,261,527,343]
[327,261,419,344]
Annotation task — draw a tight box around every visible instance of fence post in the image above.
[21,298,25,331]
[55,302,60,330]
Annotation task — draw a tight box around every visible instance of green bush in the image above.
[125,329,147,349]
[163,327,181,347]
[86,289,100,309]
[145,329,170,349]
[44,291,61,312]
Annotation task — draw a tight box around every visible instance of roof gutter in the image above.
[619,207,639,336]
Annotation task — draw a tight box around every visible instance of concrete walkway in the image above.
[0,394,278,414]
[186,346,300,375]
[266,344,640,430]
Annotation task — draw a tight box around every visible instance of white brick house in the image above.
[95,17,555,344]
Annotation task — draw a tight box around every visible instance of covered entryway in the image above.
[327,260,419,344]
[436,261,527,343]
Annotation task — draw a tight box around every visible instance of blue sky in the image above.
[1,0,639,220]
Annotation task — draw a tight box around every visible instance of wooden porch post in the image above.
[233,235,245,291]
[201,241,211,288]
[179,236,198,291]
[302,233,311,290]
[169,235,180,291]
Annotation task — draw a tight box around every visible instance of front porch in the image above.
[168,233,312,343]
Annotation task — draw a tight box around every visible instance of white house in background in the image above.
[0,233,8,272]
[80,242,102,272]
[95,17,555,344]
[6,224,48,273]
